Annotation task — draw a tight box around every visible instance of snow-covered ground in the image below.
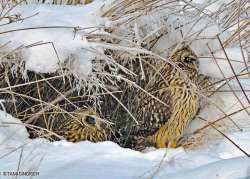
[0,0,250,178]
[0,110,250,179]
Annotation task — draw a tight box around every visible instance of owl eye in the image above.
[184,57,196,64]
[84,116,96,125]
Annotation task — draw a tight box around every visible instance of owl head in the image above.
[171,46,199,77]
[67,107,108,142]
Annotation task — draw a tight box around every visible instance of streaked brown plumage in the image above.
[56,108,107,143]
[100,46,209,150]
[57,46,209,150]
[112,46,206,150]
[138,46,201,148]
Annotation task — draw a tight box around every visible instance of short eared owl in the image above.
[129,46,203,149]
[146,46,201,148]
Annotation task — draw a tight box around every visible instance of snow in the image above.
[166,156,250,179]
[214,132,250,159]
[0,0,250,178]
[132,3,248,80]
[0,113,250,179]
[0,111,29,149]
[0,2,107,74]
[0,1,247,80]
[199,48,248,79]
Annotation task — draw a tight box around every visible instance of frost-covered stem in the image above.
[26,89,75,124]
[199,117,250,158]
[0,12,39,27]
[217,35,250,105]
[236,0,250,78]
[207,43,250,120]
[208,72,249,97]
[0,75,64,91]
[0,25,103,35]
[194,105,250,135]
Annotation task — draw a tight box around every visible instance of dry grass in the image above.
[0,1,249,176]
[0,0,250,178]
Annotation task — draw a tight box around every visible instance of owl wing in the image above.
[132,87,172,137]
